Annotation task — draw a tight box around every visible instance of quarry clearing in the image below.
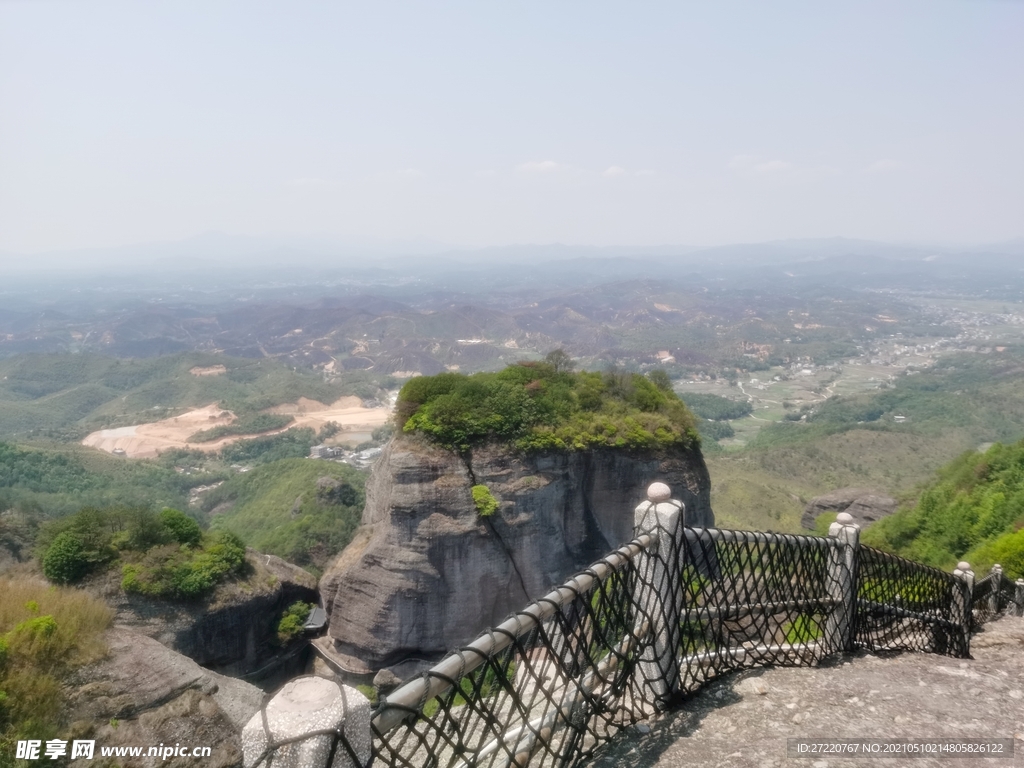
[82,396,391,459]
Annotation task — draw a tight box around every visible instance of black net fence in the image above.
[853,545,968,657]
[972,570,1024,626]
[366,509,974,768]
[244,500,1024,768]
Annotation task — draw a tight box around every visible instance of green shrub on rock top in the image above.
[160,508,203,547]
[397,357,698,453]
[39,505,247,599]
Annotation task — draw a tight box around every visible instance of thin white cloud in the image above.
[754,159,793,173]
[602,165,627,178]
[864,159,904,174]
[516,160,564,174]
[729,154,757,170]
[729,154,838,180]
[730,155,793,174]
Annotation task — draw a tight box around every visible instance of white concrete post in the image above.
[825,512,860,654]
[633,482,685,707]
[989,564,1003,614]
[1015,579,1024,618]
[242,676,371,768]
[952,561,975,655]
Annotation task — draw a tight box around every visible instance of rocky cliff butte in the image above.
[319,436,714,675]
[801,487,898,531]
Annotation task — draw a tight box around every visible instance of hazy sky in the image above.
[1,1,1022,253]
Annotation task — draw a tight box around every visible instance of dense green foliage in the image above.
[680,392,753,421]
[864,440,1024,577]
[471,485,499,517]
[218,427,318,465]
[40,532,89,585]
[696,420,735,442]
[38,506,247,599]
[204,459,365,572]
[159,508,202,546]
[0,441,224,518]
[188,413,294,443]
[276,601,313,644]
[0,579,111,764]
[398,361,699,453]
[120,530,246,600]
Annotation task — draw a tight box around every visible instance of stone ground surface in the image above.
[594,616,1024,768]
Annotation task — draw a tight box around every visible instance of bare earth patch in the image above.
[189,365,227,376]
[82,397,391,458]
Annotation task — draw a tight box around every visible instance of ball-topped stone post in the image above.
[1015,578,1024,617]
[825,511,860,654]
[242,676,371,768]
[633,482,685,707]
[989,564,1004,615]
[951,561,975,657]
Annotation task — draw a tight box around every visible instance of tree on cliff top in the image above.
[396,360,699,453]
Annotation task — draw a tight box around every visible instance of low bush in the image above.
[188,413,294,443]
[159,508,202,547]
[471,485,499,517]
[277,601,313,643]
[121,531,247,600]
[41,531,89,585]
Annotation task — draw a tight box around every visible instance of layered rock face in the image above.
[319,436,713,673]
[801,487,898,530]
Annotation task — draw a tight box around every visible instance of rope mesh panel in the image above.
[972,572,1024,625]
[251,530,1017,768]
[853,545,966,657]
[370,523,968,768]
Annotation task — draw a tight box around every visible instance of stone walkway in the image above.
[594,617,1024,768]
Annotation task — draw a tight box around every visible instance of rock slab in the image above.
[595,616,1024,768]
[801,487,897,530]
[66,626,264,768]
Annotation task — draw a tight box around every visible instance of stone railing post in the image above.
[1015,579,1024,618]
[989,564,1003,614]
[242,676,371,768]
[952,561,975,656]
[633,481,685,708]
[825,512,860,654]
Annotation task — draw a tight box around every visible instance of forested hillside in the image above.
[203,459,365,573]
[863,439,1024,577]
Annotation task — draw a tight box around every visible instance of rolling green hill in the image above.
[0,352,388,442]
[0,441,221,519]
[203,459,366,573]
[705,351,1024,533]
